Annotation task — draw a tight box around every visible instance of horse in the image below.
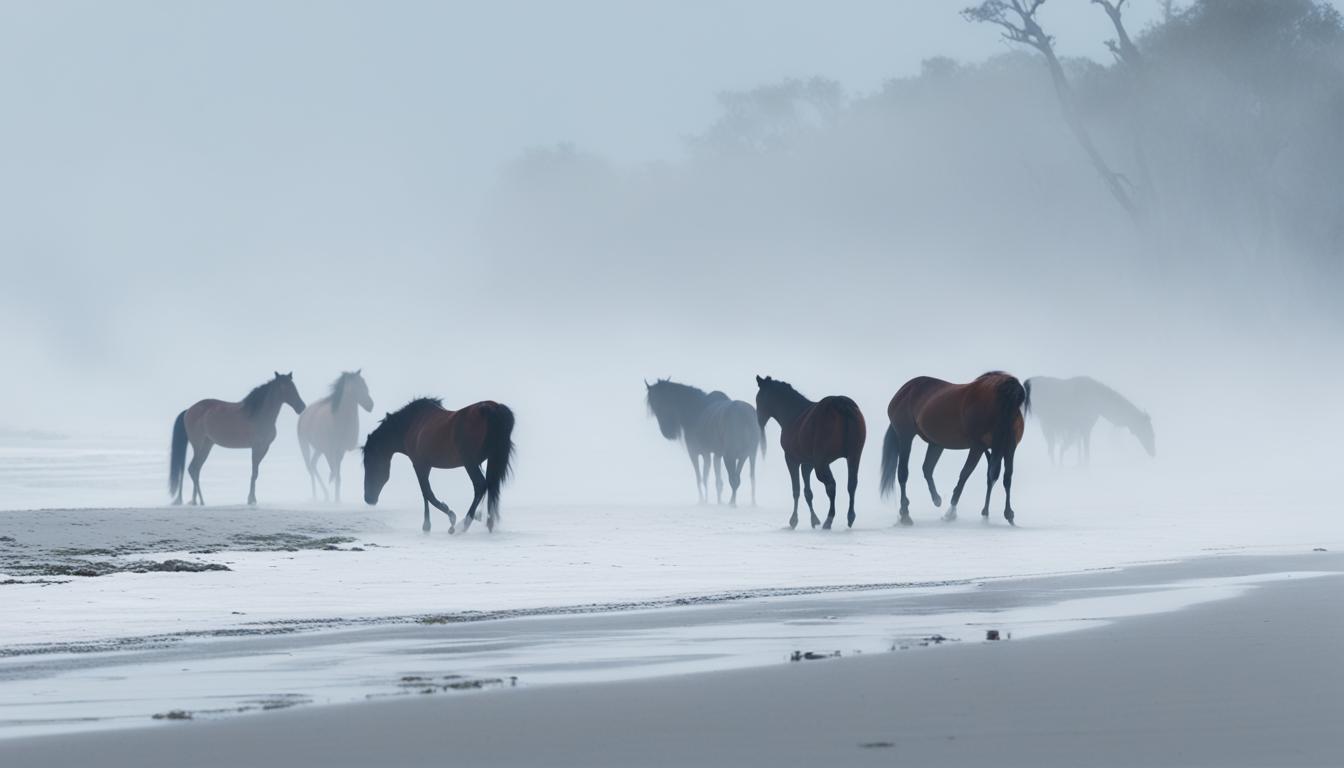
[296,370,374,503]
[645,379,762,506]
[879,371,1028,526]
[1023,376,1154,465]
[361,397,515,534]
[169,372,306,506]
[754,375,865,530]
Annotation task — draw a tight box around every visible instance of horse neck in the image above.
[253,388,287,425]
[1087,381,1141,428]
[668,390,712,430]
[766,390,812,427]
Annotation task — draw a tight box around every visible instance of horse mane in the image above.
[329,371,356,412]
[241,378,279,416]
[364,397,443,453]
[1075,376,1145,423]
[757,376,809,403]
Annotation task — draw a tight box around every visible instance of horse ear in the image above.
[756,375,764,385]
[275,371,281,378]
[286,371,293,378]
[644,379,651,389]
[356,368,362,375]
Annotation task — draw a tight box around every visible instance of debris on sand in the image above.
[790,650,841,662]
[152,710,193,721]
[1313,547,1327,552]
[396,674,508,694]
[985,630,1001,641]
[860,741,895,749]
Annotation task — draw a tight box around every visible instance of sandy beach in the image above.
[3,551,1339,767]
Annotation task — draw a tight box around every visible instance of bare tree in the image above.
[1093,0,1142,69]
[963,0,1142,224]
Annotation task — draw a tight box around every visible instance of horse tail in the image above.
[879,424,899,498]
[169,410,187,497]
[1023,378,1034,416]
[995,376,1028,451]
[483,403,516,521]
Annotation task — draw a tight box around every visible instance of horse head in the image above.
[275,371,306,414]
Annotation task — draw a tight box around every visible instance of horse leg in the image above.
[786,456,801,530]
[248,443,270,506]
[461,464,487,533]
[414,462,457,534]
[845,452,860,528]
[727,457,742,507]
[815,463,838,530]
[922,445,944,508]
[1002,446,1017,525]
[895,433,915,525]
[801,463,820,529]
[713,453,724,505]
[330,453,343,504]
[188,440,212,506]
[309,450,329,502]
[688,447,705,504]
[1082,428,1092,467]
[980,451,1003,520]
[946,449,983,522]
[702,453,713,503]
[748,452,757,507]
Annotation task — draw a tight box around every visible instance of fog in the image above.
[2,0,1341,519]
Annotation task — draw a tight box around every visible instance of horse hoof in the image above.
[788,517,798,530]
[448,526,455,535]
[932,494,943,508]
[822,520,832,530]
[898,515,913,527]
[942,510,957,523]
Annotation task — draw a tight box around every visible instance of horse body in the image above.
[646,380,761,505]
[297,370,373,503]
[362,397,515,533]
[1024,376,1154,465]
[169,372,306,506]
[754,375,865,530]
[880,372,1027,525]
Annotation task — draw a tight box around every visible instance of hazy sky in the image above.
[0,1,1181,209]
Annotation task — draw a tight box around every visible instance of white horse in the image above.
[297,370,373,502]
[1025,376,1154,466]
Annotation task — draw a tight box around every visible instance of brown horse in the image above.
[362,397,515,534]
[754,375,866,530]
[879,372,1028,526]
[169,372,307,506]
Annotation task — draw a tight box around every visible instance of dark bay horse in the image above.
[879,372,1028,525]
[754,375,865,530]
[362,397,515,533]
[645,379,762,505]
[1024,376,1154,465]
[169,372,306,506]
[296,370,374,503]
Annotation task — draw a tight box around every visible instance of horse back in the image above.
[791,396,865,462]
[888,376,953,431]
[185,398,261,449]
[414,401,501,469]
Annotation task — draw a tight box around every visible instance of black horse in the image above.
[755,375,866,530]
[645,379,762,506]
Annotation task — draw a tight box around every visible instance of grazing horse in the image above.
[362,397,515,533]
[645,379,762,505]
[879,372,1028,525]
[754,375,865,530]
[296,370,374,503]
[1024,376,1154,465]
[169,372,306,506]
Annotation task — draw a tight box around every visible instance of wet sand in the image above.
[3,552,1340,767]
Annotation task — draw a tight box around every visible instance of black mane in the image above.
[241,378,279,415]
[756,375,807,401]
[363,397,443,454]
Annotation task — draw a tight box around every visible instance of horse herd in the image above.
[168,370,1155,533]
